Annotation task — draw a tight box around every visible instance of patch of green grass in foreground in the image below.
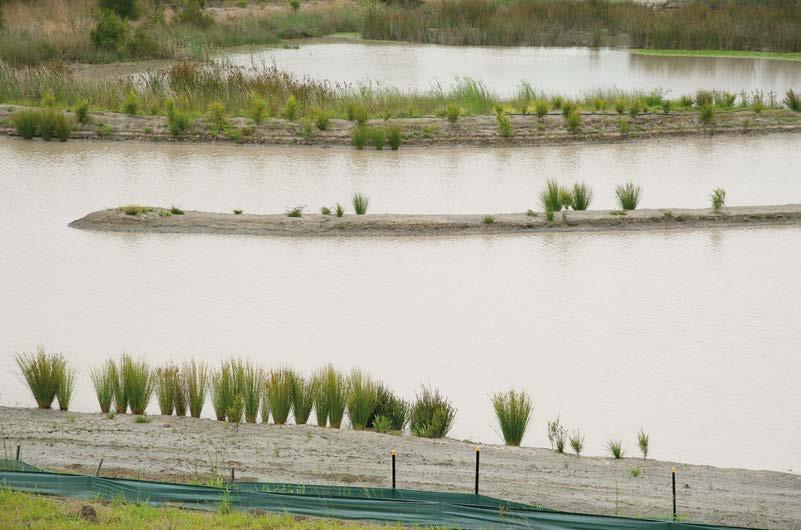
[631,49,801,61]
[0,488,391,529]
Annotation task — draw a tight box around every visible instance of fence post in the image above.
[15,445,20,462]
[231,467,235,484]
[474,446,480,495]
[391,449,396,490]
[95,458,104,476]
[672,466,677,520]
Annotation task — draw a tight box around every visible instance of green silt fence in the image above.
[0,465,762,530]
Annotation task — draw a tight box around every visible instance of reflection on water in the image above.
[1,137,800,473]
[221,40,801,96]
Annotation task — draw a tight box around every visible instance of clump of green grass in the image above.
[547,416,567,453]
[410,386,456,439]
[15,347,65,409]
[445,102,461,124]
[314,109,331,130]
[52,113,73,142]
[370,385,409,431]
[387,125,402,150]
[168,110,192,138]
[565,110,581,133]
[320,206,331,215]
[784,90,801,112]
[90,359,117,414]
[370,127,386,150]
[291,373,314,425]
[561,100,577,117]
[75,99,90,123]
[286,205,304,218]
[482,215,495,224]
[210,362,232,421]
[491,389,532,446]
[608,438,624,459]
[496,109,512,138]
[284,95,299,121]
[570,182,593,210]
[322,365,347,428]
[539,178,563,213]
[134,415,151,424]
[250,96,268,124]
[111,359,126,414]
[614,98,626,114]
[637,428,649,459]
[699,104,714,125]
[534,98,549,121]
[183,359,207,418]
[156,364,179,415]
[52,358,75,411]
[311,368,329,427]
[123,89,140,115]
[122,355,153,416]
[233,208,243,215]
[351,125,368,149]
[616,117,630,136]
[347,370,380,430]
[12,110,39,139]
[206,100,227,131]
[267,368,295,425]
[352,193,369,215]
[335,203,345,217]
[118,205,153,216]
[628,99,642,117]
[630,466,641,478]
[373,415,392,433]
[569,430,585,456]
[615,181,641,210]
[711,188,727,213]
[661,99,672,114]
[351,104,369,125]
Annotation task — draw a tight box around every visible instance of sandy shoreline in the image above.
[2,104,800,149]
[0,407,798,528]
[70,205,801,238]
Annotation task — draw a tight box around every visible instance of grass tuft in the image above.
[491,389,532,446]
[267,368,295,425]
[90,359,116,414]
[608,438,624,459]
[785,90,801,112]
[183,360,207,418]
[347,370,379,430]
[122,355,153,416]
[156,364,179,416]
[570,430,585,456]
[711,188,727,213]
[410,386,456,439]
[352,193,369,215]
[243,362,262,424]
[637,428,650,460]
[15,347,64,409]
[539,179,562,213]
[291,373,314,425]
[570,182,593,210]
[615,181,641,210]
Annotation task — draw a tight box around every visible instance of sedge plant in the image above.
[491,389,533,446]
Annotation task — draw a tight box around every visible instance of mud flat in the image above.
[2,104,801,148]
[0,407,798,528]
[70,205,801,238]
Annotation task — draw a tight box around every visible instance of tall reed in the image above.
[570,182,593,210]
[210,361,233,421]
[410,386,456,439]
[539,179,562,213]
[111,358,126,414]
[322,364,347,428]
[311,367,329,427]
[491,389,532,446]
[267,368,295,425]
[15,347,63,409]
[90,359,116,413]
[122,355,153,415]
[53,356,75,411]
[347,370,379,430]
[183,359,207,418]
[291,373,314,425]
[156,364,179,416]
[242,362,262,424]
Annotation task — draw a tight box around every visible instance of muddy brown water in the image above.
[221,39,801,96]
[1,135,800,474]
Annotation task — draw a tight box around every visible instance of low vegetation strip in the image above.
[70,205,801,238]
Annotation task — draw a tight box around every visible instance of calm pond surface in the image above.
[221,39,801,96]
[1,136,800,473]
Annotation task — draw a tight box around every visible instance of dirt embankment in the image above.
[2,104,800,148]
[0,407,798,529]
[70,205,801,238]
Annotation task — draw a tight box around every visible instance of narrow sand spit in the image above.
[0,408,798,528]
[2,104,800,149]
[70,205,801,238]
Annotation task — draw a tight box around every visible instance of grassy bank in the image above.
[631,49,801,61]
[0,488,385,529]
[3,0,801,67]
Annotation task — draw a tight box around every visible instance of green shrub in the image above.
[678,94,694,108]
[286,205,304,218]
[123,90,140,115]
[75,100,90,124]
[91,10,129,50]
[352,193,369,215]
[369,386,408,431]
[233,208,243,215]
[268,368,295,424]
[99,0,140,20]
[615,181,641,210]
[15,347,63,409]
[410,386,456,439]
[290,0,300,11]
[335,203,345,217]
[206,100,227,130]
[250,97,268,124]
[550,95,564,110]
[387,126,402,150]
[52,113,73,142]
[314,110,331,130]
[616,117,630,136]
[176,0,214,28]
[351,125,368,149]
[169,111,192,138]
[561,100,577,118]
[491,389,532,446]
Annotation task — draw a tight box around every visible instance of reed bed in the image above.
[361,0,801,52]
[491,389,532,446]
